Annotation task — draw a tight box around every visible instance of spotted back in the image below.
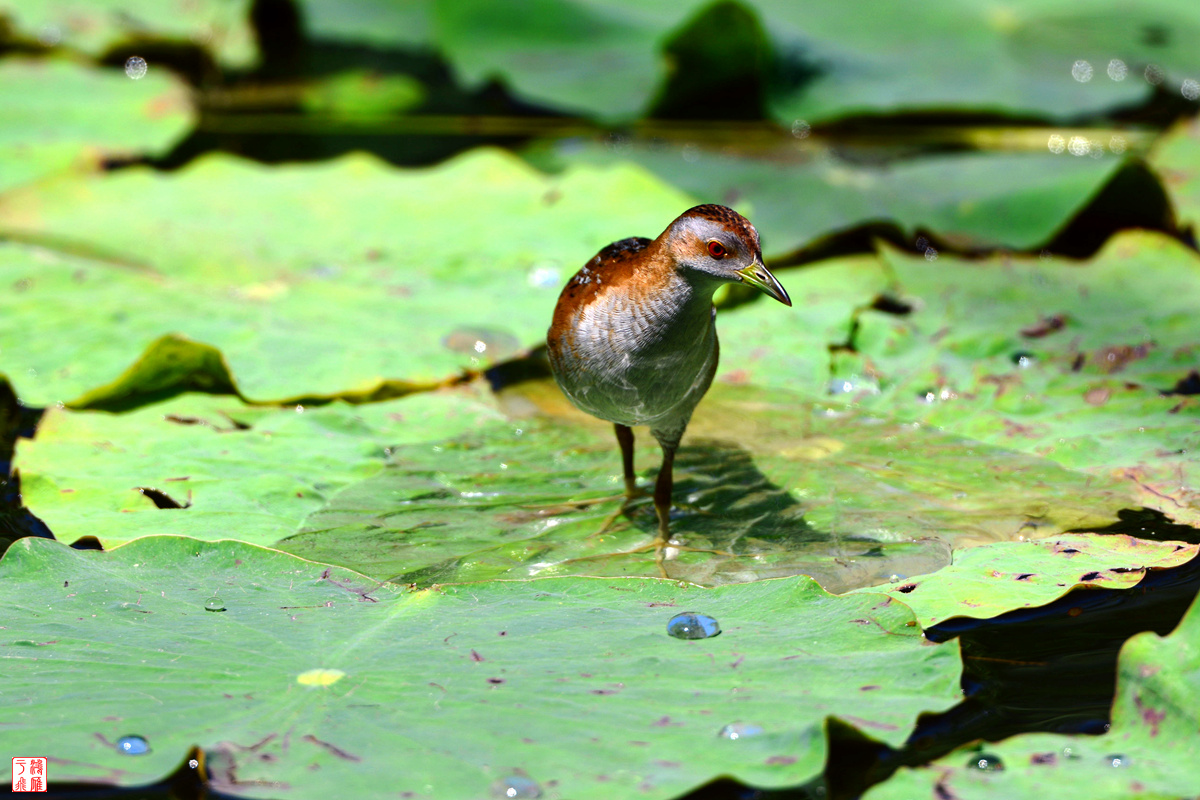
[556,236,653,305]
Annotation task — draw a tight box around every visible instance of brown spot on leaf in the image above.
[301,734,360,762]
[1084,387,1111,406]
[1020,313,1068,338]
[765,755,797,766]
[1095,343,1152,374]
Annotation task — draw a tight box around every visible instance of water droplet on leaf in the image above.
[1106,754,1128,768]
[718,722,764,740]
[667,612,721,640]
[969,754,1003,772]
[204,597,226,612]
[490,774,542,798]
[1071,60,1093,82]
[117,735,150,755]
[124,56,148,80]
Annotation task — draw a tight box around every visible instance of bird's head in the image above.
[661,204,791,306]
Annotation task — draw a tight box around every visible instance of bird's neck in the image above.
[646,269,718,337]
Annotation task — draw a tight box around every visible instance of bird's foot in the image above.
[590,487,652,538]
[563,533,733,578]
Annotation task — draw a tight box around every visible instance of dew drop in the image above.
[718,722,764,740]
[116,735,150,755]
[791,119,811,139]
[667,612,721,640]
[1109,135,1127,154]
[1067,136,1091,156]
[924,246,938,261]
[527,263,560,289]
[1106,754,1129,768]
[442,327,520,362]
[681,144,700,163]
[1047,134,1065,154]
[969,753,1004,772]
[1107,59,1127,81]
[1071,60,1093,82]
[1182,79,1200,101]
[188,759,199,769]
[1011,351,1035,368]
[204,597,226,612]
[37,24,62,46]
[1144,64,1165,85]
[490,774,542,799]
[124,56,148,80]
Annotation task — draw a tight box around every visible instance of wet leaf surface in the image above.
[526,140,1123,253]
[854,533,1199,628]
[1,0,257,67]
[0,58,192,193]
[718,231,1200,526]
[281,381,1129,592]
[0,536,962,799]
[862,590,1200,799]
[1150,117,1200,234]
[0,151,690,405]
[429,0,1200,123]
[18,391,502,547]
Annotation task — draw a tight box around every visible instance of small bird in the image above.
[547,204,791,553]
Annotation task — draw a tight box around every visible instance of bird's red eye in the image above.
[707,240,727,259]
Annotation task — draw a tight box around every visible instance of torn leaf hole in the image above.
[136,487,192,509]
[868,294,913,316]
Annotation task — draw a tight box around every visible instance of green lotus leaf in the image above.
[1149,117,1200,234]
[852,533,1198,628]
[0,58,192,193]
[863,590,1200,799]
[0,150,691,406]
[279,380,1130,591]
[526,139,1123,253]
[0,535,962,799]
[0,0,257,67]
[302,0,431,49]
[426,0,1198,123]
[717,230,1200,526]
[16,391,503,547]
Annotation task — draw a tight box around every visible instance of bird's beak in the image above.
[737,258,792,306]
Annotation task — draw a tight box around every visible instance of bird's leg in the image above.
[616,423,639,499]
[590,424,650,536]
[567,440,731,576]
[653,442,676,543]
